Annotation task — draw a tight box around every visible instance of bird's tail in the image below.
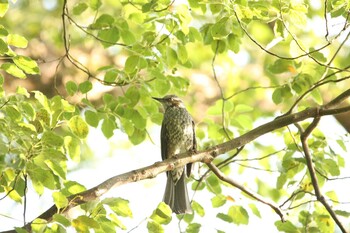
[163,172,192,214]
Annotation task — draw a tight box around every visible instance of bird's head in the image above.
[152,95,185,109]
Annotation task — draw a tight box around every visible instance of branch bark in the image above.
[3,91,350,232]
[300,115,348,233]
[207,162,285,222]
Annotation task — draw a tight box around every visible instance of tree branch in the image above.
[3,91,350,232]
[207,162,285,221]
[300,115,348,233]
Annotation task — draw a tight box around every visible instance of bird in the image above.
[153,95,197,214]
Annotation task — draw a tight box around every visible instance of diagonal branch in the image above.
[207,162,285,222]
[300,115,348,233]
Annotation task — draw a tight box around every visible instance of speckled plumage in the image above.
[153,95,196,214]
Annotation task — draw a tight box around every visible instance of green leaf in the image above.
[235,104,253,113]
[120,29,136,44]
[13,55,40,74]
[125,55,139,73]
[14,228,28,233]
[21,102,35,120]
[147,220,164,233]
[1,63,26,79]
[125,86,140,106]
[150,202,172,225]
[53,214,71,227]
[233,114,252,130]
[268,59,295,74]
[62,180,86,196]
[31,218,47,233]
[104,69,118,82]
[27,162,56,192]
[33,91,50,110]
[186,223,201,233]
[109,213,126,230]
[103,197,133,218]
[72,216,100,232]
[177,44,188,64]
[211,194,227,208]
[275,220,298,233]
[129,128,146,145]
[334,210,350,217]
[153,77,171,96]
[0,38,8,54]
[192,200,205,217]
[248,203,261,218]
[73,2,88,15]
[64,136,81,162]
[7,34,28,48]
[66,81,78,96]
[166,47,177,68]
[206,174,222,194]
[310,49,327,63]
[45,160,66,179]
[94,14,115,28]
[16,86,30,97]
[188,27,202,42]
[68,115,89,139]
[131,110,146,129]
[311,88,323,105]
[101,118,116,138]
[6,105,22,121]
[228,206,249,225]
[0,0,9,17]
[85,110,100,127]
[0,25,8,36]
[42,131,64,147]
[79,80,93,94]
[211,17,230,39]
[227,33,240,53]
[52,191,68,209]
[216,213,233,223]
[272,87,283,104]
[323,159,340,176]
[90,0,102,10]
[98,27,120,48]
[4,186,22,203]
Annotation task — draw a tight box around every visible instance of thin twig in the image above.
[207,162,285,222]
[212,40,231,140]
[23,174,27,226]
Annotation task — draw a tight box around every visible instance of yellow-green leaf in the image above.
[0,1,9,17]
[7,34,28,48]
[53,191,68,209]
[1,62,26,78]
[13,55,40,74]
[68,115,89,139]
[64,136,81,162]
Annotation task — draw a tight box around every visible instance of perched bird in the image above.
[153,95,196,214]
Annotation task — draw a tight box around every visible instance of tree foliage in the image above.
[1,0,350,232]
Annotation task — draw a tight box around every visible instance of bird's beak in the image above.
[152,97,163,102]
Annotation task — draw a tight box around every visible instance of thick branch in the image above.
[207,163,285,222]
[3,100,350,232]
[300,116,348,233]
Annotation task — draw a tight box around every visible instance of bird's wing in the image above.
[160,121,167,162]
[186,119,196,177]
[160,121,170,177]
[192,120,197,151]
